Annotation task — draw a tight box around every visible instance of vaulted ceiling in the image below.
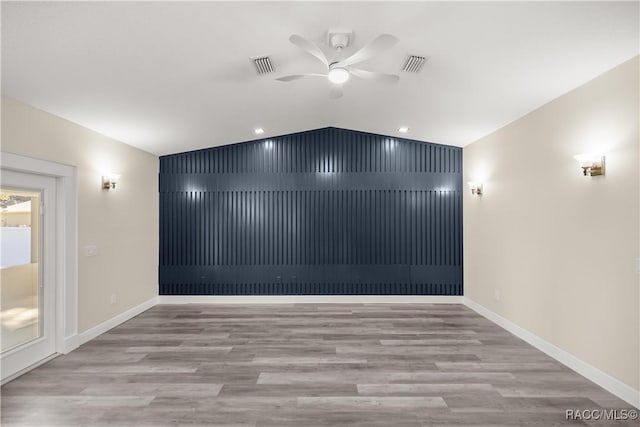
[2,1,638,155]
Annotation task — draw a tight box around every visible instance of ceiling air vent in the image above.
[402,55,427,73]
[252,56,274,75]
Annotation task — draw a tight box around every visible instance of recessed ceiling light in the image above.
[398,127,409,133]
[254,128,265,135]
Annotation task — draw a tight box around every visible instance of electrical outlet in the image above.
[84,245,98,257]
[110,293,117,305]
[494,288,501,301]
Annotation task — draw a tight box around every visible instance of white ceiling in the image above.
[2,1,638,156]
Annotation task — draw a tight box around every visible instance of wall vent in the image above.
[402,55,427,73]
[252,56,274,75]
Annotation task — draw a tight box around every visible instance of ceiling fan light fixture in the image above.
[328,67,349,84]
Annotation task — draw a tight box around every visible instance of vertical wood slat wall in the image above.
[159,127,463,295]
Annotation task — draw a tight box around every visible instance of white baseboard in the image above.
[157,295,464,304]
[65,297,158,350]
[62,334,80,354]
[463,297,640,409]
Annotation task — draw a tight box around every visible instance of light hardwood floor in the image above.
[1,304,636,426]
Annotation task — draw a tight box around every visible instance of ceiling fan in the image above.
[276,30,400,99]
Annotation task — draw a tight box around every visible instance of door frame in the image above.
[1,152,78,374]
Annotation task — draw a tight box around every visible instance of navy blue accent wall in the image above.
[159,127,462,295]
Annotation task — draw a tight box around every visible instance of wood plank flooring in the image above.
[1,304,636,426]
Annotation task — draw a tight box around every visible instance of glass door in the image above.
[1,170,56,381]
[1,188,41,351]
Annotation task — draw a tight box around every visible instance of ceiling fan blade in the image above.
[335,34,399,68]
[329,85,343,99]
[289,34,329,68]
[349,68,399,84]
[275,73,326,82]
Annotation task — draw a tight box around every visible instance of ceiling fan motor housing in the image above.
[327,29,352,50]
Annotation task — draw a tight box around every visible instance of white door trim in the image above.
[1,152,78,356]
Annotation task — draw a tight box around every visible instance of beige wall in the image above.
[1,96,158,333]
[464,57,639,391]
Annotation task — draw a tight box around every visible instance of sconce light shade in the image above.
[102,174,120,190]
[573,154,605,176]
[467,182,483,196]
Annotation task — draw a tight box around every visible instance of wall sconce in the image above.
[102,174,120,190]
[573,154,605,176]
[467,182,483,196]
